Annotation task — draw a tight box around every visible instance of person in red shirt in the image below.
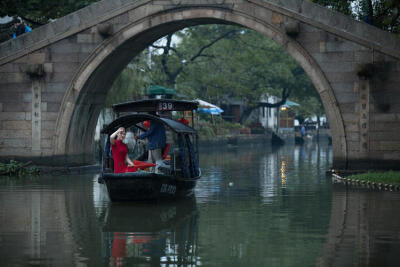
[178,117,189,125]
[110,127,134,173]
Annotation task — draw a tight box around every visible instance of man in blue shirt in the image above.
[13,19,32,38]
[135,113,166,168]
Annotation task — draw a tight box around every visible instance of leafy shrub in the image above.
[0,160,39,176]
[198,124,216,140]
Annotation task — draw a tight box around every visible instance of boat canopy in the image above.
[101,114,197,135]
[112,99,198,114]
[147,84,176,96]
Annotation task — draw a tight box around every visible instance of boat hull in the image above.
[102,172,199,201]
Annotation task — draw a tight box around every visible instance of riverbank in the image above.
[0,160,39,176]
[348,171,400,185]
[332,170,400,191]
[0,159,100,176]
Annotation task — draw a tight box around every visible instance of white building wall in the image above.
[258,95,278,131]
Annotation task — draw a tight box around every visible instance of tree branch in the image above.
[151,44,182,58]
[238,87,292,123]
[259,88,292,108]
[155,29,238,86]
[159,34,180,86]
[20,15,44,27]
[189,30,238,62]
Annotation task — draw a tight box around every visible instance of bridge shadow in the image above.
[317,184,400,266]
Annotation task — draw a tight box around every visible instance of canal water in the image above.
[1,142,400,266]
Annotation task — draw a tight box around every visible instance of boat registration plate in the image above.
[160,184,176,194]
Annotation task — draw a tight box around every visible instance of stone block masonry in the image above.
[0,0,399,168]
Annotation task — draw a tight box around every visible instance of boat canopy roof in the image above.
[101,114,197,135]
[112,99,198,113]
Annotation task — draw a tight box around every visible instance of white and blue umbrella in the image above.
[195,99,224,115]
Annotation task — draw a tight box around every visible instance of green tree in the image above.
[310,0,354,16]
[0,0,99,27]
[311,0,400,33]
[105,55,148,107]
[149,26,240,88]
[173,25,312,122]
[110,24,322,124]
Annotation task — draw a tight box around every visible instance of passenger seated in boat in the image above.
[110,127,134,173]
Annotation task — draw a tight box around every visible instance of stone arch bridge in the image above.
[0,0,400,168]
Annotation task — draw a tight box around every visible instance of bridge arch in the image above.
[55,5,346,165]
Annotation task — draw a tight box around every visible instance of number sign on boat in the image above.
[158,102,174,111]
[160,184,176,194]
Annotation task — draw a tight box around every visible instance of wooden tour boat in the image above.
[99,99,201,201]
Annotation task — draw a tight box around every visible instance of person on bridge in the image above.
[110,127,134,173]
[12,19,32,38]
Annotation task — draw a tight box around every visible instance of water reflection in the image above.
[0,142,400,266]
[318,184,400,266]
[280,159,287,188]
[195,143,333,266]
[102,198,199,266]
[259,148,279,203]
[0,176,85,266]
